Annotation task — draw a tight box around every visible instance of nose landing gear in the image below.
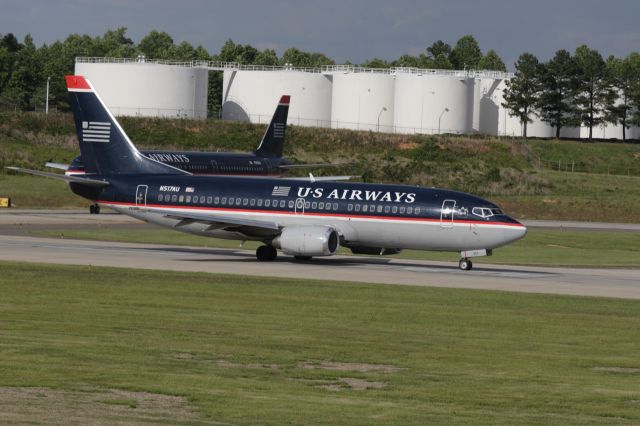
[89,204,100,214]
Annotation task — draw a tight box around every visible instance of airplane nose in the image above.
[506,219,527,243]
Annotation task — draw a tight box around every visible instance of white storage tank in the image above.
[75,60,208,118]
[393,71,472,135]
[222,70,332,127]
[487,79,554,138]
[329,71,395,132]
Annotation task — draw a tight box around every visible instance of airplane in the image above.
[7,75,527,271]
[46,94,350,213]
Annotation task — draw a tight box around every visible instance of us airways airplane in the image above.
[8,75,527,270]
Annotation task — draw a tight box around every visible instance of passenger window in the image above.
[265,199,271,207]
[257,199,263,207]
[415,207,420,215]
[407,207,413,214]
[250,199,255,206]
[158,194,164,201]
[229,198,234,205]
[319,202,324,209]
[236,198,241,205]
[392,205,397,213]
[207,196,212,204]
[243,198,248,206]
[214,197,219,204]
[377,205,383,213]
[221,197,227,205]
[355,204,361,212]
[185,195,191,203]
[288,200,294,208]
[171,194,177,202]
[400,206,406,214]
[280,200,286,208]
[305,201,310,209]
[312,202,317,209]
[332,203,338,210]
[362,205,368,212]
[347,204,353,211]
[384,205,390,213]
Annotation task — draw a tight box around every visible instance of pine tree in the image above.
[502,53,541,138]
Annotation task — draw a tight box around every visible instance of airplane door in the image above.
[136,185,148,207]
[294,197,305,215]
[440,199,456,228]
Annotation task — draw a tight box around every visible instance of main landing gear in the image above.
[458,258,473,271]
[256,245,277,261]
[89,204,100,214]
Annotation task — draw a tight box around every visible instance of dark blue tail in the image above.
[65,75,187,176]
[254,95,290,158]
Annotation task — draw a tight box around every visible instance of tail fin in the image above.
[254,95,290,158]
[65,75,187,176]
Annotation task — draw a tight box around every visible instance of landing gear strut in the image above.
[89,204,100,214]
[256,245,277,261]
[459,258,473,271]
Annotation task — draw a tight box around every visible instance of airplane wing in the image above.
[45,162,70,171]
[156,210,282,238]
[6,167,109,187]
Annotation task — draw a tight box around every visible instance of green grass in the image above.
[1,261,639,424]
[31,227,640,268]
[0,174,84,208]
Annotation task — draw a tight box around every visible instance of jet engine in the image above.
[272,226,339,256]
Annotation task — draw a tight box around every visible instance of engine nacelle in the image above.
[272,226,340,256]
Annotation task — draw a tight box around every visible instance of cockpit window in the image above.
[472,207,495,218]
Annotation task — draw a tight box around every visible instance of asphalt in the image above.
[1,209,639,299]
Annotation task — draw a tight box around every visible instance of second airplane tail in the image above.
[65,75,188,176]
[254,95,290,158]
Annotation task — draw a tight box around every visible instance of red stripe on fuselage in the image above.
[97,200,526,228]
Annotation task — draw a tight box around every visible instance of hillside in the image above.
[1,112,640,221]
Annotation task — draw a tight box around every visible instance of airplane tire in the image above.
[94,204,100,214]
[294,256,312,261]
[459,258,472,271]
[256,245,277,261]
[89,205,95,214]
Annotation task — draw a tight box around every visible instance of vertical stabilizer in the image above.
[65,75,187,176]
[255,95,290,158]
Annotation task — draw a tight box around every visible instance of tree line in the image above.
[503,48,640,140]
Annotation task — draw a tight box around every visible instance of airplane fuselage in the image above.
[71,175,526,252]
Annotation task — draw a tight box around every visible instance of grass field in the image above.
[31,227,640,268]
[1,261,639,424]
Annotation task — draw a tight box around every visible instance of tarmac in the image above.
[1,209,638,299]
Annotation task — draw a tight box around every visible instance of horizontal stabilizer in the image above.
[45,162,70,171]
[6,167,109,187]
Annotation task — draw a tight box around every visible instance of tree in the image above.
[537,49,580,138]
[450,35,482,70]
[254,49,278,66]
[217,39,258,64]
[502,53,541,138]
[426,40,451,59]
[573,45,615,140]
[138,30,175,59]
[279,48,334,68]
[432,53,453,70]
[605,54,640,141]
[362,57,391,68]
[478,49,506,71]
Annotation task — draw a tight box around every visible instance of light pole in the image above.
[377,106,387,131]
[45,76,50,114]
[438,107,449,134]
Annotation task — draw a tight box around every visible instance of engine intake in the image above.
[272,226,339,256]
